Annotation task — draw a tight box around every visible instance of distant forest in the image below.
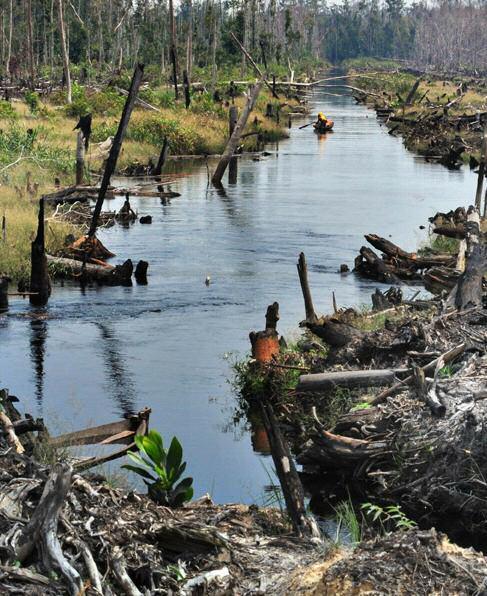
[4,0,487,83]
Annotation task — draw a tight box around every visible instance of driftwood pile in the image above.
[354,206,486,301]
[351,77,486,169]
[0,404,321,595]
[289,210,487,547]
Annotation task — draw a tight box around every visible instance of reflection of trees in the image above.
[97,323,137,415]
[30,319,47,407]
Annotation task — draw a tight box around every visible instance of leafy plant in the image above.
[361,502,417,533]
[24,91,40,116]
[123,430,194,507]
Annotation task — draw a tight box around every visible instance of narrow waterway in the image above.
[0,89,476,503]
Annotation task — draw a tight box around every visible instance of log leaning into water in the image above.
[212,80,263,184]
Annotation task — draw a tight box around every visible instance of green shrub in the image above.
[64,82,90,117]
[123,430,194,507]
[91,121,117,143]
[0,100,18,120]
[24,91,40,115]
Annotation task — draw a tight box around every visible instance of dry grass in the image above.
[0,88,295,279]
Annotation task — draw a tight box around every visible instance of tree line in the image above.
[1,0,486,88]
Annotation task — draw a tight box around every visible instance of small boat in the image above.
[313,120,334,134]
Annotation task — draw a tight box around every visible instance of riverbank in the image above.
[232,193,487,567]
[343,58,487,169]
[0,81,304,281]
[2,393,487,594]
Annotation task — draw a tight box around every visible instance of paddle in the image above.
[299,121,315,130]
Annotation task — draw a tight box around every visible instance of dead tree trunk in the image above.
[57,0,71,104]
[211,81,262,185]
[89,63,144,238]
[228,105,239,184]
[26,0,35,87]
[449,209,486,310]
[186,0,193,83]
[154,137,169,176]
[15,463,82,595]
[260,399,319,538]
[0,276,8,311]
[75,131,85,185]
[230,32,278,99]
[169,0,179,100]
[297,252,318,324]
[5,0,12,77]
[30,199,51,306]
[475,124,487,211]
[183,69,191,108]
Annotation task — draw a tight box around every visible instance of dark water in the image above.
[0,90,475,503]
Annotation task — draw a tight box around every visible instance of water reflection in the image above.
[30,319,47,407]
[97,323,136,415]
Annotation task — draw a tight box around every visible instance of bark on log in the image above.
[297,368,409,393]
[433,225,465,240]
[30,199,51,306]
[260,399,319,537]
[89,63,144,237]
[212,81,262,184]
[297,252,318,324]
[16,463,82,596]
[365,234,455,268]
[46,255,133,285]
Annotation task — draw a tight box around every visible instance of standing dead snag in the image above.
[211,80,263,185]
[0,276,8,311]
[249,302,280,363]
[88,63,144,238]
[153,137,169,176]
[297,252,318,324]
[30,199,51,306]
[448,208,486,310]
[16,463,82,596]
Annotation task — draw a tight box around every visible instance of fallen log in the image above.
[297,368,409,393]
[433,225,465,240]
[365,234,456,268]
[47,254,133,285]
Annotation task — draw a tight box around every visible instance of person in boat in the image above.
[314,111,334,132]
[315,112,328,129]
